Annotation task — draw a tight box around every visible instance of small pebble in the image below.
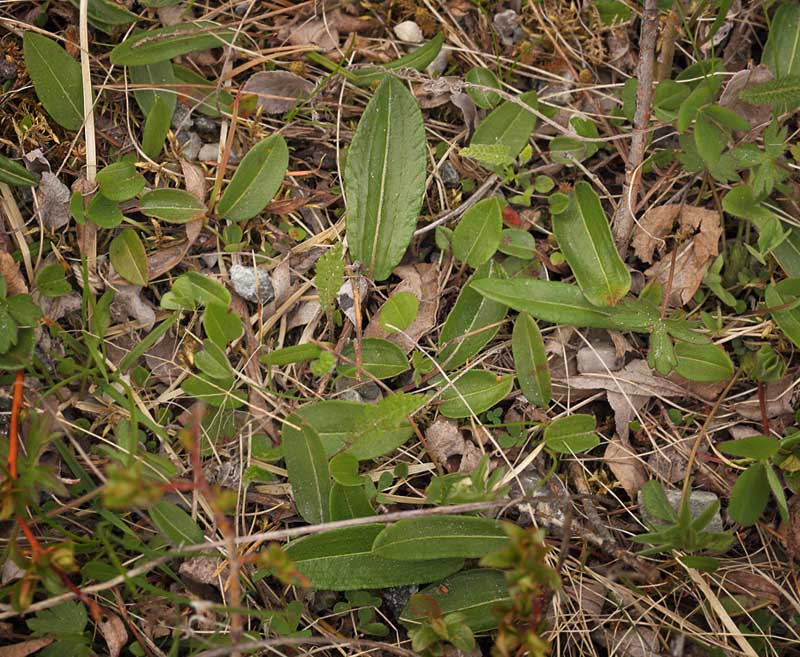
[393,21,424,44]
[439,161,460,187]
[0,60,18,82]
[638,488,724,533]
[177,131,202,161]
[171,104,193,131]
[425,48,450,76]
[493,9,524,45]
[229,264,275,304]
[193,116,219,140]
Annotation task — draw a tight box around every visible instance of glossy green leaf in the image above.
[217,134,289,221]
[728,462,769,526]
[142,95,173,159]
[110,22,237,66]
[439,260,507,369]
[344,75,426,281]
[469,91,538,161]
[139,188,206,223]
[96,161,146,202]
[379,291,419,333]
[329,452,362,487]
[673,341,733,382]
[285,525,463,590]
[109,228,148,286]
[261,343,323,366]
[552,181,630,306]
[766,278,800,348]
[372,515,507,560]
[23,33,84,131]
[339,338,409,379]
[329,483,374,520]
[762,2,800,79]
[173,64,234,118]
[0,154,38,187]
[401,569,510,633]
[203,301,243,347]
[512,312,551,407]
[129,61,177,116]
[465,67,502,108]
[451,197,504,267]
[282,419,331,524]
[718,436,780,460]
[544,414,600,454]
[86,193,124,229]
[498,228,535,259]
[149,500,204,545]
[437,371,513,419]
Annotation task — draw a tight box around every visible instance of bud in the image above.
[50,544,77,572]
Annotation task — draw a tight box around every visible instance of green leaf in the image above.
[344,76,426,281]
[349,33,445,86]
[512,312,551,407]
[451,197,504,268]
[285,525,463,590]
[677,83,714,133]
[679,555,720,572]
[142,95,173,159]
[339,338,409,379]
[544,414,600,454]
[203,301,243,347]
[739,75,800,107]
[160,271,230,310]
[728,462,769,526]
[86,193,124,228]
[96,161,146,202]
[437,371,513,419]
[173,64,233,118]
[110,22,237,66]
[282,419,331,524]
[694,111,726,168]
[469,91,538,162]
[329,483,374,520]
[0,153,38,187]
[0,328,35,370]
[765,464,789,523]
[261,343,323,366]
[762,2,800,79]
[315,242,344,314]
[149,500,205,544]
[129,60,177,116]
[703,104,750,132]
[673,341,733,382]
[108,228,148,287]
[766,278,800,349]
[372,515,507,560]
[498,228,535,259]
[379,291,419,333]
[593,0,632,25]
[649,321,676,375]
[465,66,502,108]
[194,340,233,380]
[23,33,84,131]
[27,602,88,637]
[718,436,779,460]
[639,480,676,523]
[140,188,206,223]
[217,134,289,221]
[67,0,137,29]
[346,393,426,460]
[329,452,362,487]
[552,181,630,306]
[35,264,71,297]
[439,260,507,369]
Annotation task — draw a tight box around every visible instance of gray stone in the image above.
[382,585,418,616]
[178,131,202,161]
[638,488,723,533]
[193,116,219,140]
[493,9,524,46]
[334,376,381,403]
[394,21,424,44]
[229,264,275,304]
[439,161,460,187]
[576,343,622,374]
[171,103,193,131]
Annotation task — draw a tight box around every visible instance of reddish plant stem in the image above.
[7,370,24,479]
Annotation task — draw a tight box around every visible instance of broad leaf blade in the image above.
[437,371,513,419]
[344,75,426,281]
[766,278,800,348]
[728,462,769,526]
[470,91,538,161]
[129,60,177,116]
[110,22,237,66]
[544,414,600,454]
[451,197,503,268]
[552,181,630,306]
[762,3,800,79]
[674,342,734,382]
[109,228,148,286]
[149,501,205,545]
[142,95,173,159]
[282,418,331,525]
[140,188,207,223]
[512,312,551,407]
[339,338,409,379]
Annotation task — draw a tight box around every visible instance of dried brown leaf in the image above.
[425,418,466,467]
[289,18,339,51]
[0,252,27,295]
[565,359,687,400]
[733,377,796,420]
[243,71,314,114]
[604,438,647,497]
[36,172,71,231]
[99,612,128,657]
[631,205,679,264]
[606,390,649,442]
[180,159,206,202]
[0,638,54,657]
[719,65,774,128]
[179,556,226,587]
[144,329,183,385]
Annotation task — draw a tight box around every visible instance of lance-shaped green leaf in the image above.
[329,483,374,521]
[437,371,513,419]
[372,515,507,560]
[766,278,800,348]
[339,338,409,379]
[109,228,148,287]
[173,64,233,118]
[469,91,538,161]
[762,2,800,79]
[728,462,769,526]
[0,154,39,187]
[344,75,426,281]
[718,436,780,460]
[552,181,630,306]
[67,0,137,28]
[512,312,551,407]
[451,197,503,267]
[739,76,800,107]
[439,260,507,369]
[285,525,463,590]
[544,414,600,454]
[401,569,510,633]
[351,33,444,86]
[674,341,733,382]
[217,134,289,221]
[142,96,172,159]
[149,500,204,545]
[140,188,206,223]
[282,418,331,525]
[110,22,237,66]
[23,33,84,131]
[129,60,177,116]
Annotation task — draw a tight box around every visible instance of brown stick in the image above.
[612,0,661,255]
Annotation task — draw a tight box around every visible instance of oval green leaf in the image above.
[87,193,124,229]
[329,483,374,521]
[552,181,630,306]
[339,338,409,379]
[149,500,205,545]
[674,341,734,382]
[217,134,289,221]
[0,154,39,187]
[728,462,769,526]
[718,436,780,461]
[452,197,504,267]
[469,90,538,161]
[140,188,206,223]
[344,75,426,281]
[23,33,85,131]
[766,278,800,348]
[110,22,237,66]
[498,228,535,259]
[372,515,507,560]
[96,161,146,202]
[329,452,362,487]
[544,414,600,454]
[130,60,177,116]
[282,418,331,525]
[438,371,513,419]
[379,291,419,333]
[512,312,551,407]
[285,525,463,590]
[465,67,502,109]
[142,95,173,159]
[109,228,148,286]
